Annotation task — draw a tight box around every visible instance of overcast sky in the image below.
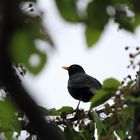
[22,0,140,110]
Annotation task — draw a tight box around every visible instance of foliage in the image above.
[55,0,140,47]
[9,0,140,74]
[0,0,140,140]
[9,1,54,74]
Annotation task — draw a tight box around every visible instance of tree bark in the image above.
[132,70,140,140]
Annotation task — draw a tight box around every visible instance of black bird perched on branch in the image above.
[63,64,102,104]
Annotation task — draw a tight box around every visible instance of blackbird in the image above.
[63,64,102,102]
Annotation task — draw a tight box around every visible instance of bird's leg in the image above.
[76,100,81,110]
[76,96,82,110]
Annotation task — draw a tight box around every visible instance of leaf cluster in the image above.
[55,0,140,47]
[7,0,140,75]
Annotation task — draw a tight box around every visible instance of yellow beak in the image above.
[62,66,69,71]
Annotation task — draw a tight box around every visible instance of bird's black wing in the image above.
[68,73,102,90]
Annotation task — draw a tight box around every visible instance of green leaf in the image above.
[118,106,134,116]
[85,26,102,47]
[55,0,79,22]
[131,16,140,28]
[10,16,52,74]
[115,107,133,138]
[39,106,74,116]
[0,101,21,133]
[115,129,126,138]
[57,106,74,114]
[90,89,114,109]
[126,96,140,104]
[90,111,107,136]
[114,10,134,32]
[48,123,65,140]
[4,132,14,140]
[102,78,121,90]
[85,0,109,47]
[10,29,47,74]
[90,78,120,108]
[64,124,84,140]
[127,80,134,87]
[39,107,59,116]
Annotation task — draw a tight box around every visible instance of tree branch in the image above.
[132,69,140,140]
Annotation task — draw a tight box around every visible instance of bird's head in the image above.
[62,64,85,77]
